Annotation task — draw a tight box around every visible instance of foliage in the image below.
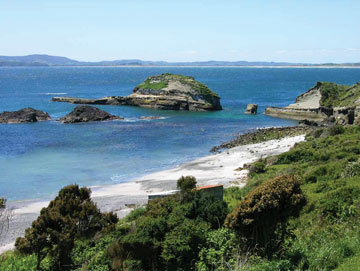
[195,228,238,271]
[190,193,228,229]
[223,186,245,212]
[15,184,118,270]
[107,176,229,270]
[225,175,306,256]
[177,175,197,202]
[161,219,209,271]
[329,125,345,136]
[71,233,117,271]
[248,160,266,175]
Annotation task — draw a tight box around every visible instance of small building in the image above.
[196,184,223,200]
[148,190,180,201]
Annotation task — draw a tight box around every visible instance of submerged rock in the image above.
[0,107,51,123]
[52,73,222,112]
[59,105,124,123]
[139,116,164,120]
[245,104,258,114]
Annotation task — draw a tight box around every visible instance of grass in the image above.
[319,81,360,107]
[238,125,360,270]
[136,79,168,90]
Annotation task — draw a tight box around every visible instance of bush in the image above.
[195,228,238,271]
[161,219,209,271]
[249,160,266,175]
[15,184,118,271]
[329,125,345,136]
[225,175,306,256]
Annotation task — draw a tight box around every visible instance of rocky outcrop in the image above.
[52,73,222,112]
[265,82,360,125]
[59,105,124,123]
[245,104,258,114]
[0,108,51,123]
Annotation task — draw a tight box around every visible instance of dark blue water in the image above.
[1,67,359,201]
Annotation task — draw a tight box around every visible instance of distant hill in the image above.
[0,54,359,67]
[0,54,78,66]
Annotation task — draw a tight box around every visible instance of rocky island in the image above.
[0,107,51,123]
[265,81,360,125]
[52,73,222,111]
[59,105,124,123]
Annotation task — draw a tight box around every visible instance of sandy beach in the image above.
[0,134,305,254]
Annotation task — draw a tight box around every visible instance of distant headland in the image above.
[0,54,359,67]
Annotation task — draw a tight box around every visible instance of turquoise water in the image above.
[1,67,359,201]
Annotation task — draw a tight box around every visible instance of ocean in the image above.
[1,67,359,202]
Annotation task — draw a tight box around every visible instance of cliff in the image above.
[52,74,222,111]
[265,82,360,124]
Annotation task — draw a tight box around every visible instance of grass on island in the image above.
[136,73,220,98]
[2,125,360,271]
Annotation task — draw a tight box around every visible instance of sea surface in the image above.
[1,67,359,202]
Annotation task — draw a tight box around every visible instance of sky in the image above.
[0,0,359,63]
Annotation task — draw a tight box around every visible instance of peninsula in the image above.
[52,73,222,111]
[265,81,360,125]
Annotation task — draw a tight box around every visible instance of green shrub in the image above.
[249,160,266,175]
[225,175,306,256]
[195,228,237,271]
[329,125,345,136]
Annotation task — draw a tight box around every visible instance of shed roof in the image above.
[196,184,223,190]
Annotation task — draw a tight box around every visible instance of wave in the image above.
[40,92,67,95]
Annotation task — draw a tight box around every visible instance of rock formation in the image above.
[52,73,222,111]
[265,82,360,125]
[0,108,51,123]
[59,105,124,123]
[245,104,258,114]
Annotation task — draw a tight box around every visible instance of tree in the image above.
[177,176,197,202]
[190,192,228,229]
[161,219,209,271]
[15,184,118,271]
[225,175,306,256]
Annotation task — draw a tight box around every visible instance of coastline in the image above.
[0,134,305,254]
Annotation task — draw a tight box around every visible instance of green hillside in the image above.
[319,81,360,107]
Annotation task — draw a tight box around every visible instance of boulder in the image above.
[245,104,258,114]
[59,105,124,123]
[0,107,51,123]
[52,73,222,112]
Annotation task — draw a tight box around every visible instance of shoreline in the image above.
[0,134,305,254]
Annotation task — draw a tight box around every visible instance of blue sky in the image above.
[0,0,359,63]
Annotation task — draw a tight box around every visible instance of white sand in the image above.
[0,135,305,254]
